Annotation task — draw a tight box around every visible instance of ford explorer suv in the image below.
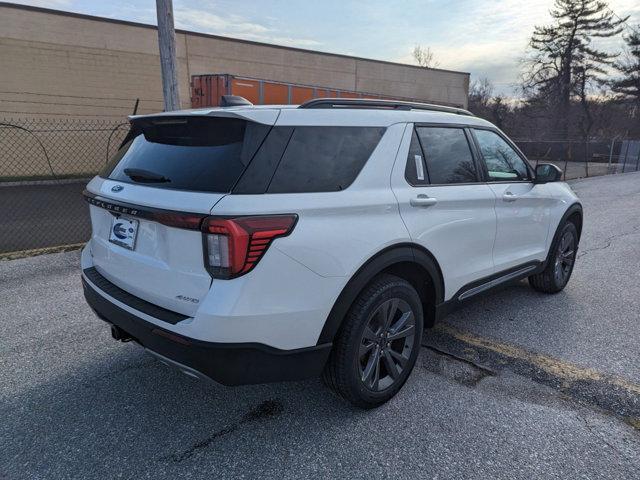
[81,97,582,408]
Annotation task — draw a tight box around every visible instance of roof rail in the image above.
[298,98,474,116]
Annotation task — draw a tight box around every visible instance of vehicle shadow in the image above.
[441,279,583,335]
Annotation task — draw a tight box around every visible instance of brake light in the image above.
[153,212,205,230]
[202,215,297,278]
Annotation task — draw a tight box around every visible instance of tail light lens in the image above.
[202,215,297,278]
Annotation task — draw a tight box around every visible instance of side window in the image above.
[474,129,530,181]
[405,129,428,185]
[415,127,478,184]
[267,126,385,193]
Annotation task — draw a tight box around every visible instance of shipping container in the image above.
[190,74,414,108]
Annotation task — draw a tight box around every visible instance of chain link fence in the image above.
[0,118,128,255]
[515,139,640,180]
[1,117,639,256]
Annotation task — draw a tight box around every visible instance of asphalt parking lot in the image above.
[1,172,639,479]
[0,181,90,253]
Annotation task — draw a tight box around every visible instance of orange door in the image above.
[230,78,260,104]
[291,86,314,104]
[191,75,229,108]
[263,82,289,104]
[316,89,338,98]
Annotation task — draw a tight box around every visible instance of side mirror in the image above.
[535,163,562,183]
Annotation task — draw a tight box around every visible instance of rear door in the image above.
[391,124,497,300]
[471,128,552,271]
[86,111,277,315]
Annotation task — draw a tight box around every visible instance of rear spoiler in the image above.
[128,107,280,126]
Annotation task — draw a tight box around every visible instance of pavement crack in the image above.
[577,411,637,462]
[578,224,640,258]
[159,400,284,463]
[426,324,640,423]
[422,344,496,375]
[421,344,496,388]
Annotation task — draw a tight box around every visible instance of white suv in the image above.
[81,98,582,408]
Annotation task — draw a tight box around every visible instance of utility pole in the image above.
[155,0,180,111]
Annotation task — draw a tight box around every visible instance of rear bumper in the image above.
[82,274,332,386]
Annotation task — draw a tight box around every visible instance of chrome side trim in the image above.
[458,265,538,301]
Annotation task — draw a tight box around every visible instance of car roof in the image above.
[130,104,495,129]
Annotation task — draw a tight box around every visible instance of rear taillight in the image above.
[202,215,297,278]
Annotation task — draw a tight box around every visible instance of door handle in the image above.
[502,191,518,202]
[410,194,438,207]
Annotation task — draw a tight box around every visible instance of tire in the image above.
[322,274,424,409]
[529,221,578,294]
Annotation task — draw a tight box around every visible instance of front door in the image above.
[471,128,552,271]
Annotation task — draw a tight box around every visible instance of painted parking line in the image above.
[423,323,640,429]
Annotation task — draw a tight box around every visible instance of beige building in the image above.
[0,2,469,120]
[0,2,470,180]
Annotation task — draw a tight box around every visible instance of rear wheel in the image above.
[529,221,578,293]
[322,274,424,409]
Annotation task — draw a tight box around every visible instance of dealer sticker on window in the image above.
[109,217,139,250]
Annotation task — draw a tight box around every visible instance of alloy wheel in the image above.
[358,298,416,392]
[554,230,576,285]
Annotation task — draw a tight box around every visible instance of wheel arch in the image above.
[565,203,583,239]
[547,202,583,262]
[317,243,444,345]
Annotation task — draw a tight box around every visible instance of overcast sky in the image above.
[14,0,640,96]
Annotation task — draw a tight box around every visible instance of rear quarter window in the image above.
[266,126,385,193]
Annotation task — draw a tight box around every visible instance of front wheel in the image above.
[322,274,424,409]
[529,221,578,293]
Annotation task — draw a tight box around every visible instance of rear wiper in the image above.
[123,168,171,183]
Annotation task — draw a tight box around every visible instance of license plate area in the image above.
[108,216,139,250]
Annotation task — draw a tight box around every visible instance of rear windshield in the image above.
[102,117,270,193]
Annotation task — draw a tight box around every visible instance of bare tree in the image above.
[469,78,494,110]
[491,95,510,130]
[522,0,627,140]
[412,45,440,68]
[466,78,513,131]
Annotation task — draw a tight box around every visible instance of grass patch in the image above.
[0,173,97,182]
[0,242,85,261]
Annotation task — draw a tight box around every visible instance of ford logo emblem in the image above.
[112,222,128,239]
[111,185,124,192]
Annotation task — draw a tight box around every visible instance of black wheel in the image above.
[322,274,424,409]
[529,221,578,293]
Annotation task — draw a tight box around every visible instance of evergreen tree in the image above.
[612,29,640,105]
[522,0,627,139]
